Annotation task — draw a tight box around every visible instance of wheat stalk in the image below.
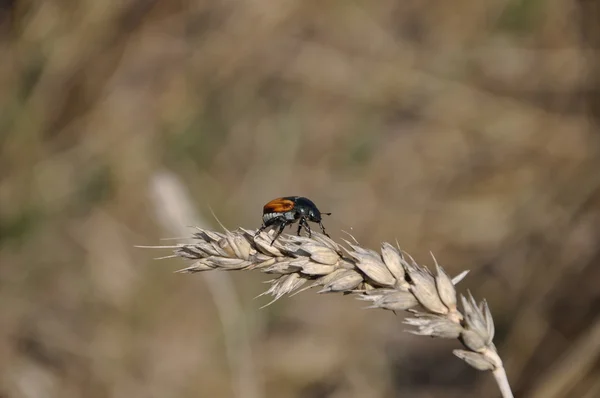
[146,227,514,398]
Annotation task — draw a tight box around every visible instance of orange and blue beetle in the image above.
[255,196,331,245]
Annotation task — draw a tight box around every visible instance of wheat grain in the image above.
[147,227,514,398]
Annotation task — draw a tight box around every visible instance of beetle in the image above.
[255,196,331,245]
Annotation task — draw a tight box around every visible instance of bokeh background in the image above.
[2,1,600,397]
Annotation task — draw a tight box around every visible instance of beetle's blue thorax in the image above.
[293,197,321,222]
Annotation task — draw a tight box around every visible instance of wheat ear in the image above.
[145,227,514,398]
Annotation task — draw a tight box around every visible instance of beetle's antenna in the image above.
[323,212,332,216]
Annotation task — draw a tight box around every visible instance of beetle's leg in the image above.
[255,223,267,237]
[319,221,330,238]
[296,217,311,237]
[271,221,287,245]
[304,219,312,238]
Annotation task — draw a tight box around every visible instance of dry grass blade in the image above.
[150,227,514,398]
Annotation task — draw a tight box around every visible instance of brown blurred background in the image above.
[1,1,600,397]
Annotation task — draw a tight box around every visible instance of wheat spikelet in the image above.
[146,227,514,398]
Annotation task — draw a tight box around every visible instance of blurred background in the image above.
[1,1,600,397]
